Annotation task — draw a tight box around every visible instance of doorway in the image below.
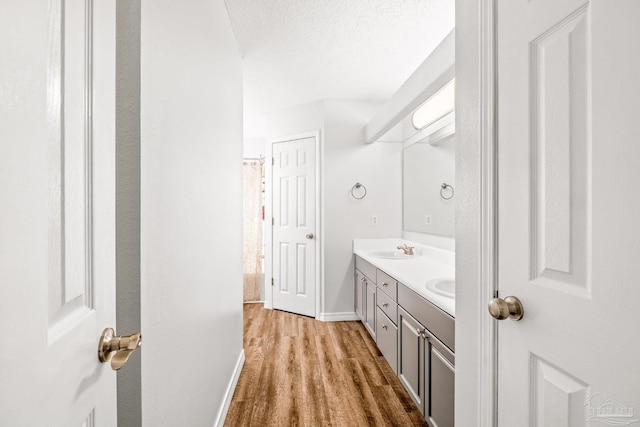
[242,158,265,302]
[270,135,318,317]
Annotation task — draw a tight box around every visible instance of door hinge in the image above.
[272,217,275,226]
[272,157,275,165]
[271,278,274,287]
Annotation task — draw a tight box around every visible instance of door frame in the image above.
[455,0,497,425]
[264,130,322,319]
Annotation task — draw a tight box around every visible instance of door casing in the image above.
[454,0,498,425]
[264,131,322,319]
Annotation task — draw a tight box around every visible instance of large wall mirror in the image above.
[403,133,455,237]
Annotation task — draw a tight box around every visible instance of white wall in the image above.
[243,137,265,158]
[264,100,402,318]
[323,100,402,316]
[140,1,244,426]
[455,0,484,424]
[265,101,325,139]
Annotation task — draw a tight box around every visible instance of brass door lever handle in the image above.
[98,328,142,371]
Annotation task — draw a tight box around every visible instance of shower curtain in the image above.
[242,161,263,302]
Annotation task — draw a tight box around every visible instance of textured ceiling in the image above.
[224,0,455,137]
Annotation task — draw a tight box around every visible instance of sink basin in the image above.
[367,250,413,260]
[425,278,455,298]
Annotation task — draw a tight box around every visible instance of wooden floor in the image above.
[224,303,427,427]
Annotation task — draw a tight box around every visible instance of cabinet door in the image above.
[425,339,455,427]
[364,279,376,339]
[354,270,364,322]
[398,307,425,414]
[376,307,398,374]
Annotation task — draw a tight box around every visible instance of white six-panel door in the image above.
[0,0,117,425]
[272,137,317,317]
[497,1,640,425]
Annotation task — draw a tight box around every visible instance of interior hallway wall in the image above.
[265,100,402,318]
[455,0,484,424]
[243,137,266,158]
[323,100,402,316]
[140,1,244,425]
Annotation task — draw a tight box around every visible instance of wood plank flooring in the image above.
[224,303,427,427]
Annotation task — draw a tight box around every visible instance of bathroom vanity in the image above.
[353,239,454,427]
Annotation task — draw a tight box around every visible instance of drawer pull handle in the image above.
[382,282,388,287]
[382,324,388,330]
[382,303,389,308]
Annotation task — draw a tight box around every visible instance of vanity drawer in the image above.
[376,270,398,301]
[376,307,398,374]
[376,288,397,325]
[355,255,377,283]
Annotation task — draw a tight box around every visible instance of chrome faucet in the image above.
[397,244,415,255]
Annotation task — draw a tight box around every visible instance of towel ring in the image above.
[440,183,454,200]
[351,182,367,200]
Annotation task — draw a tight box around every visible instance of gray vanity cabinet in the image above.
[354,268,376,339]
[354,270,365,322]
[398,288,455,427]
[375,279,399,374]
[398,306,425,413]
[364,279,376,339]
[354,254,454,426]
[375,307,398,374]
[355,256,378,340]
[424,333,455,427]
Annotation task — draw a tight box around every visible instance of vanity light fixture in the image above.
[412,79,455,130]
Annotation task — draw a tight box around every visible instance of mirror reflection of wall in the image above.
[403,134,455,237]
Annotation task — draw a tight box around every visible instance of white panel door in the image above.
[272,137,316,317]
[497,1,640,425]
[0,1,117,426]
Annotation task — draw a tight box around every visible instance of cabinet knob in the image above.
[382,324,388,330]
[381,282,388,287]
[382,303,389,308]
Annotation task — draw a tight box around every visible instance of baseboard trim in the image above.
[213,349,245,427]
[317,311,360,322]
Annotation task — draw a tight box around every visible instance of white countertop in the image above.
[353,238,455,317]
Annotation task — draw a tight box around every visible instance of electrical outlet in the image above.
[424,215,432,225]
[372,215,378,226]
